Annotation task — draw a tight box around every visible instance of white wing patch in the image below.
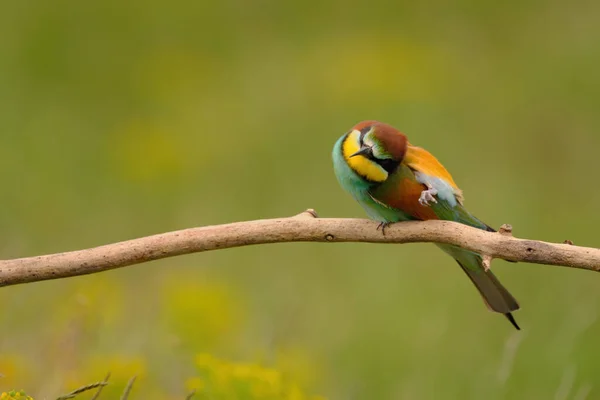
[413,171,463,207]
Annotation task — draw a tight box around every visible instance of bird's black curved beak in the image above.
[350,146,372,158]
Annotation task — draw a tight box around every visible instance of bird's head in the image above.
[341,120,408,183]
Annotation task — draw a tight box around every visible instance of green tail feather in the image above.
[438,244,520,330]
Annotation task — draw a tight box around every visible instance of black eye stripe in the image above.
[359,127,371,144]
[376,158,399,174]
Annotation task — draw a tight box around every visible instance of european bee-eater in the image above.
[332,120,520,329]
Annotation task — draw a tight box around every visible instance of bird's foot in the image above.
[376,221,393,235]
[418,186,438,206]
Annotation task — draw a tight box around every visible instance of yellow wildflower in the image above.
[0,390,33,400]
[188,353,325,400]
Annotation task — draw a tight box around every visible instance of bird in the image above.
[332,120,520,329]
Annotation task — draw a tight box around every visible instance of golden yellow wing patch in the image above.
[404,144,464,203]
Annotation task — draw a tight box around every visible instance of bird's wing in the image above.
[403,144,464,205]
[369,163,438,221]
[370,147,492,230]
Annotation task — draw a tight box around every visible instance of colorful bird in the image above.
[332,120,520,329]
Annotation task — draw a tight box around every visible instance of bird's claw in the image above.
[377,221,392,235]
[418,187,438,207]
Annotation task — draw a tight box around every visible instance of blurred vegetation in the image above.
[187,353,325,399]
[1,0,600,399]
[0,391,33,400]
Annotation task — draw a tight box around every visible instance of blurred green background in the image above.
[1,0,600,399]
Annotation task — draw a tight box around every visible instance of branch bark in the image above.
[0,209,598,287]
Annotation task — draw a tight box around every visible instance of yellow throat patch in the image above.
[342,130,388,183]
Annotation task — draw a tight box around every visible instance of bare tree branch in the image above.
[0,209,598,287]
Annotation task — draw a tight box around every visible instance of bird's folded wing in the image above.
[404,144,464,204]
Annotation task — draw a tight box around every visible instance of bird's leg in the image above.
[418,185,438,206]
[376,221,393,235]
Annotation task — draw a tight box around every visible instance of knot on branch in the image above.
[499,224,513,236]
[483,223,515,271]
[293,209,319,219]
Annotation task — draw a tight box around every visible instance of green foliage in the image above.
[0,391,33,400]
[187,354,324,399]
